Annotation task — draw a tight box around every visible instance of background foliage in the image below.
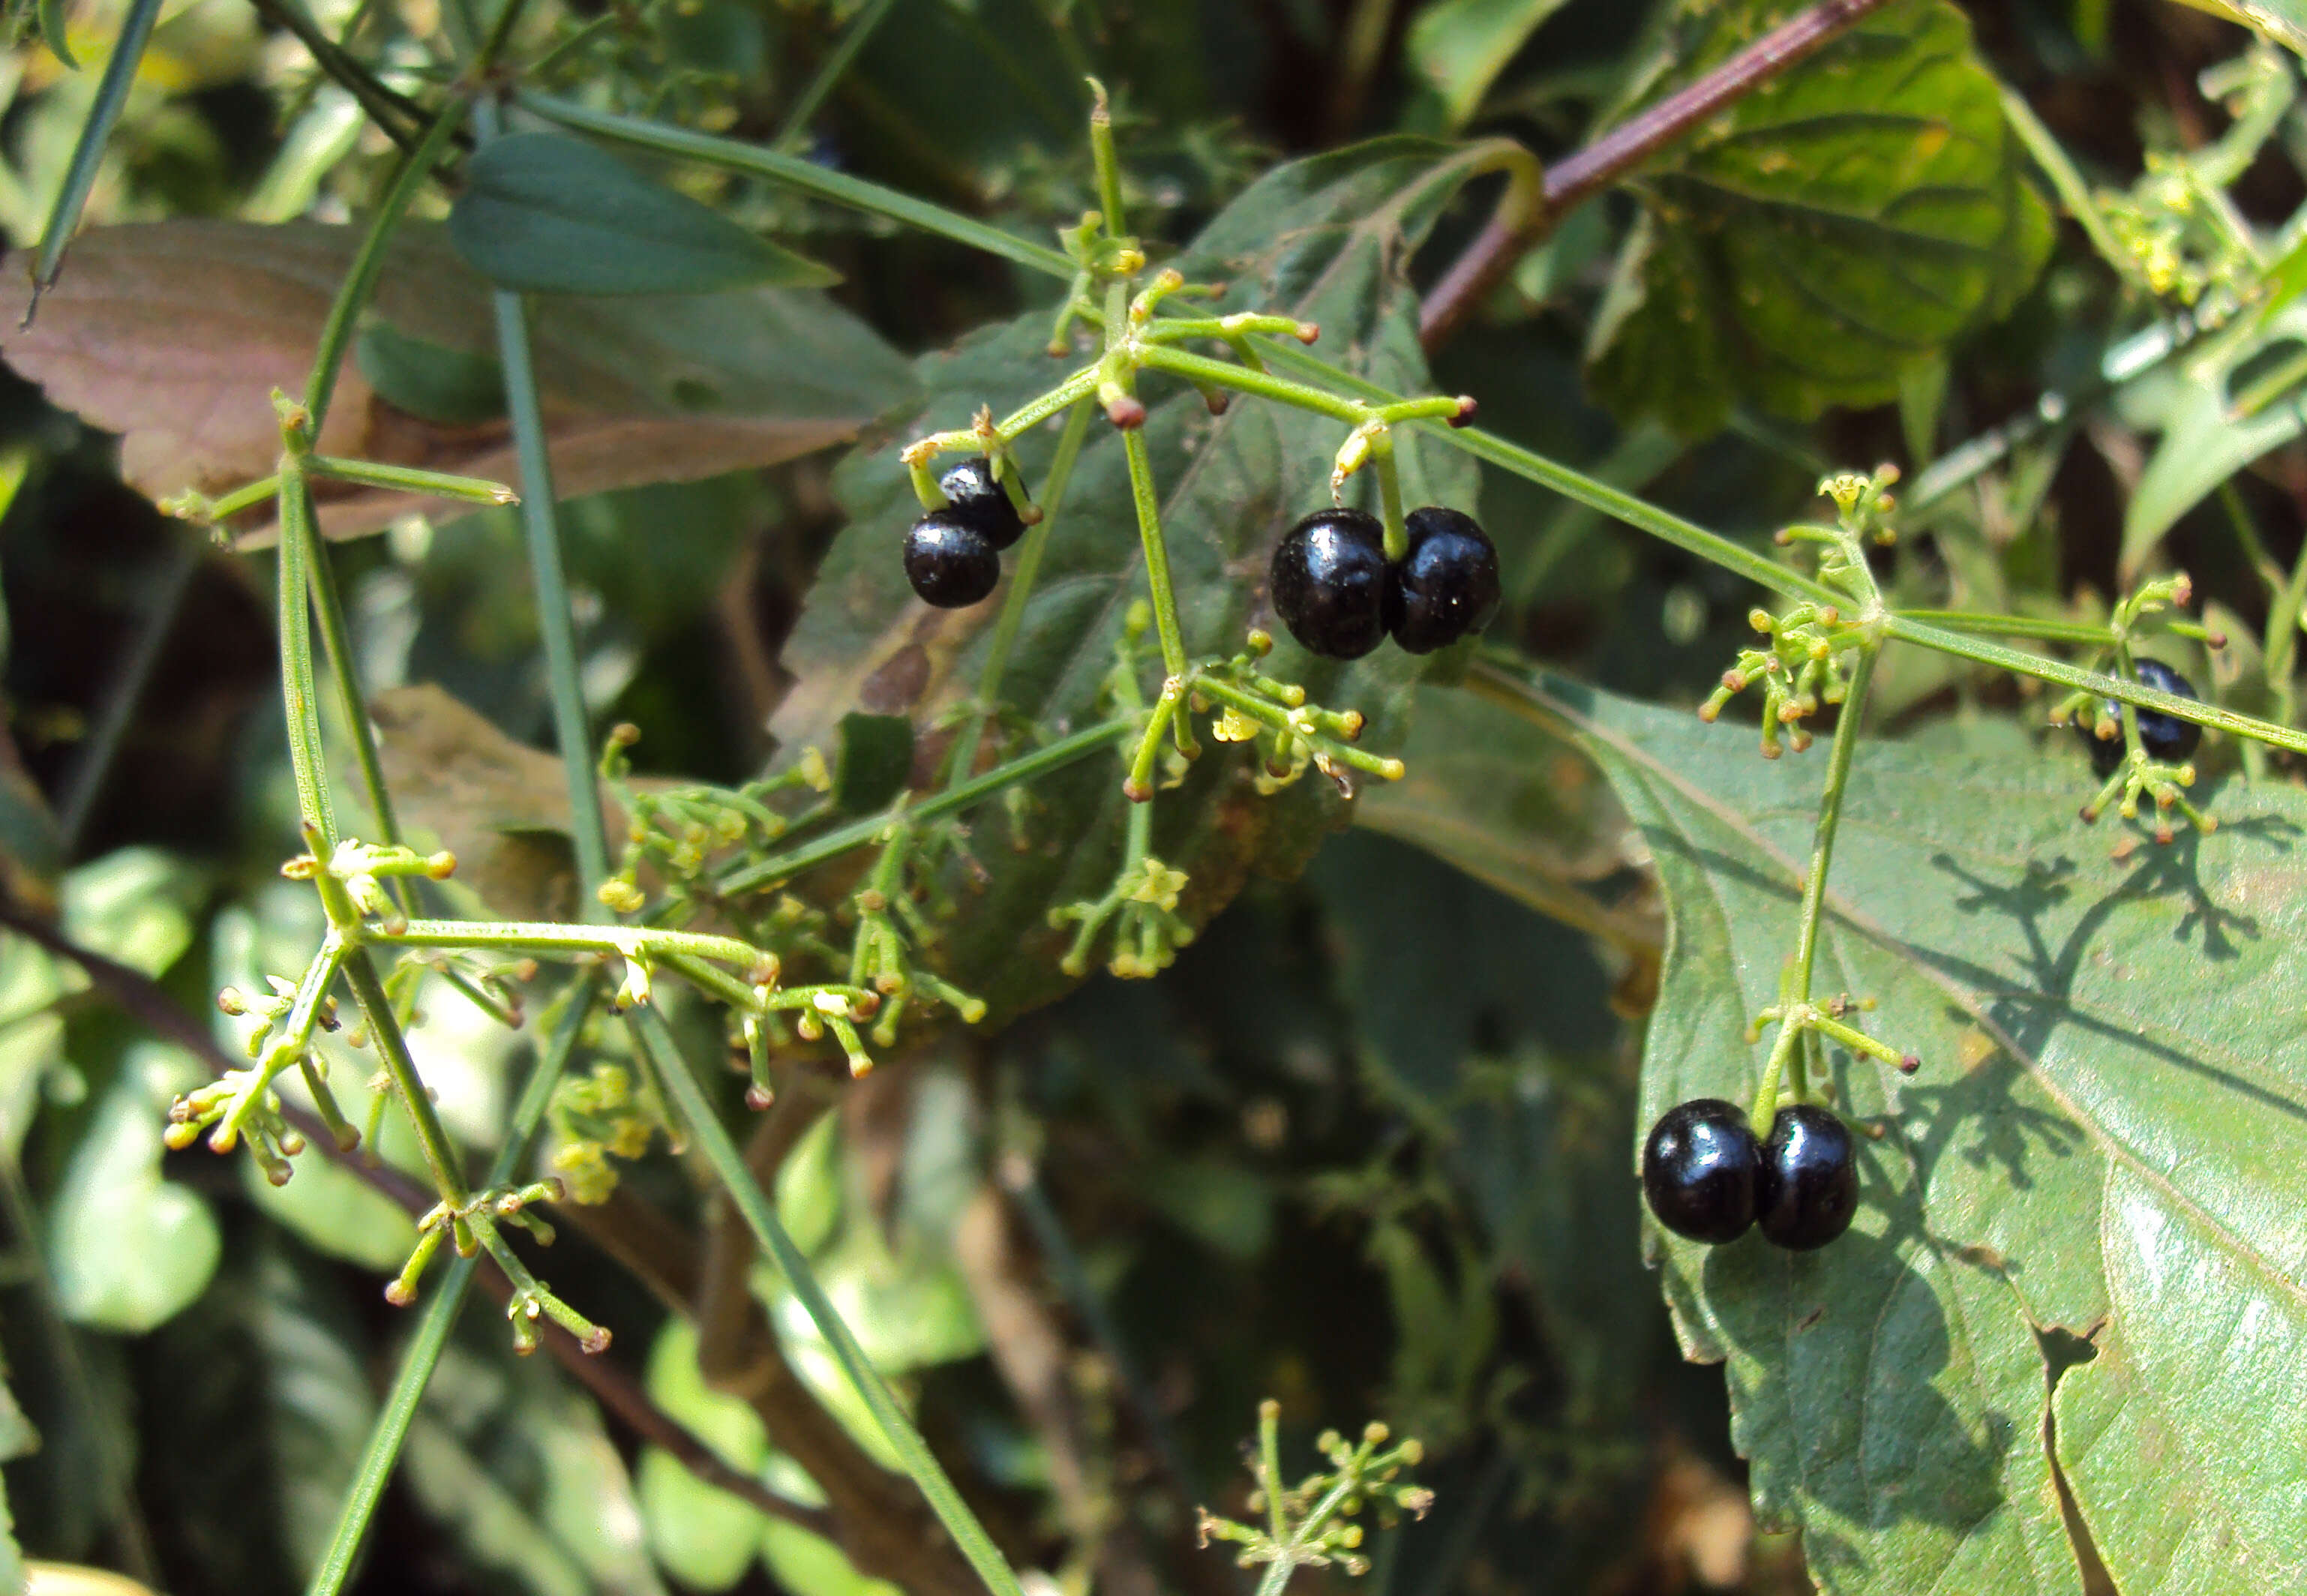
[0,0,2304,1592]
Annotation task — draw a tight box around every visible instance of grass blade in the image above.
[23,0,164,326]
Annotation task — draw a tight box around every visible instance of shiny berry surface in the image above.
[1270,508,1389,660]
[1754,1105,1859,1250]
[938,458,1027,550]
[1388,506,1501,654]
[1641,1098,1761,1244]
[904,513,1000,608]
[2076,658,2200,776]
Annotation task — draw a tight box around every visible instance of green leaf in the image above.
[1354,680,1660,954]
[832,713,916,818]
[771,138,1486,1026]
[2164,0,2307,57]
[60,848,201,980]
[638,1318,769,1591]
[252,1243,376,1581]
[354,322,507,425]
[451,132,838,296]
[46,1043,220,1334]
[1495,662,2307,1595]
[1587,0,2050,434]
[1404,0,1576,131]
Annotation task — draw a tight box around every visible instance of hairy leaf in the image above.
[770,138,1486,1024]
[1,220,909,537]
[1497,662,2307,1594]
[1587,0,2050,434]
[451,133,837,296]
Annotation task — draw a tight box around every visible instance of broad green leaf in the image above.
[1587,0,2050,434]
[1354,679,1660,954]
[60,847,200,979]
[353,322,506,425]
[46,1043,220,1333]
[1404,0,1576,131]
[638,1319,768,1591]
[772,138,1485,1025]
[450,132,838,296]
[408,1346,664,1596]
[251,1244,375,1581]
[1492,662,2307,1594]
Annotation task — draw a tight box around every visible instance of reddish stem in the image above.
[1418,0,1900,350]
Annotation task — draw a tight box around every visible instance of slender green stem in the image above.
[1137,344,1367,424]
[1890,609,2116,646]
[341,952,470,1203]
[774,0,898,149]
[1998,83,2128,276]
[477,102,612,904]
[58,538,197,852]
[304,986,592,1596]
[1371,440,1408,563]
[1251,1468,1364,1596]
[304,97,470,436]
[628,1006,1026,1596]
[245,0,428,153]
[1120,428,1190,680]
[1088,80,1126,235]
[948,399,1096,788]
[1884,614,2307,753]
[2263,516,2307,740]
[1258,1402,1288,1544]
[517,93,1076,278]
[276,460,341,845]
[303,518,404,855]
[376,919,764,968]
[307,456,518,505]
[718,719,1132,894]
[23,0,165,320]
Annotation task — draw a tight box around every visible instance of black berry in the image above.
[1270,508,1389,661]
[1641,1098,1761,1244]
[1754,1105,1859,1251]
[938,458,1028,550]
[2076,658,2200,776]
[1388,506,1501,654]
[904,513,1000,608]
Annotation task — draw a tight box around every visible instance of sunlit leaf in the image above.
[1492,662,2307,1595]
[1404,0,1576,130]
[1587,0,2050,434]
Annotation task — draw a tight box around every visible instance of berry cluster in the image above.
[1641,1098,1858,1251]
[904,457,1034,608]
[2074,656,2202,776]
[1268,505,1500,659]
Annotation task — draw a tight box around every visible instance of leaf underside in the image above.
[1496,664,2307,1595]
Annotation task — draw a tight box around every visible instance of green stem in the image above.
[341,952,470,1204]
[947,399,1096,787]
[304,986,592,1596]
[1883,614,2307,754]
[1251,1468,1364,1596]
[2263,516,2307,740]
[245,0,428,152]
[1088,78,1126,236]
[477,102,612,905]
[517,93,1076,278]
[304,94,470,436]
[1120,428,1189,680]
[628,1006,1027,1596]
[376,919,764,968]
[1136,344,1368,424]
[23,0,166,321]
[276,460,340,845]
[1889,609,2115,646]
[303,516,404,854]
[1998,82,2128,277]
[307,456,518,505]
[718,719,1132,894]
[1371,437,1408,563]
[774,0,898,150]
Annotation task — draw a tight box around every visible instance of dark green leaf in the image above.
[1587,0,2050,434]
[772,138,1486,1025]
[450,132,838,296]
[832,713,915,817]
[1495,662,2307,1595]
[355,322,507,425]
[1404,0,1577,131]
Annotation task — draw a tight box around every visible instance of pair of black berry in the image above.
[2074,657,2201,776]
[1642,1098,1858,1250]
[904,459,1030,608]
[1269,506,1501,660]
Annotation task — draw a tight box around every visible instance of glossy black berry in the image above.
[938,458,1028,550]
[1754,1105,1859,1251]
[1387,506,1501,654]
[1641,1098,1761,1244]
[904,513,1000,608]
[1270,508,1389,661]
[2075,658,2201,776]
